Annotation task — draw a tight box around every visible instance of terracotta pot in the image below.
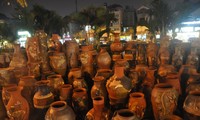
[96,48,111,70]
[128,69,139,90]
[49,52,67,76]
[63,40,79,69]
[72,88,88,119]
[0,67,17,85]
[18,76,37,112]
[2,84,17,107]
[95,69,113,80]
[59,84,72,105]
[0,89,7,119]
[91,76,107,100]
[112,109,139,120]
[45,101,75,120]
[186,74,200,94]
[106,67,133,106]
[85,96,111,120]
[114,59,130,73]
[142,68,157,88]
[183,91,200,119]
[51,34,62,52]
[158,64,176,78]
[68,67,82,85]
[47,74,64,90]
[110,33,124,53]
[151,83,179,120]
[41,71,56,80]
[33,80,54,109]
[128,92,146,119]
[72,77,88,91]
[6,86,29,120]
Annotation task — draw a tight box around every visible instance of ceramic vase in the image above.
[26,37,40,63]
[85,96,111,120]
[0,68,17,85]
[128,92,146,119]
[49,52,67,76]
[33,80,54,109]
[68,67,82,85]
[2,84,17,107]
[112,109,139,120]
[96,47,111,70]
[45,101,75,120]
[6,86,29,120]
[63,39,80,69]
[59,84,73,106]
[151,83,179,120]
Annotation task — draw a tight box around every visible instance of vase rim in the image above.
[50,101,67,111]
[155,83,173,89]
[93,96,104,105]
[61,84,72,89]
[47,74,62,79]
[73,88,87,94]
[92,76,105,81]
[188,90,200,96]
[116,109,135,118]
[130,92,144,98]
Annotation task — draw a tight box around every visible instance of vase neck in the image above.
[114,67,124,78]
[93,96,105,111]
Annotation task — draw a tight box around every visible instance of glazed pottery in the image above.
[128,92,146,119]
[106,66,133,106]
[96,47,111,70]
[45,101,75,120]
[49,52,67,76]
[112,109,139,120]
[68,67,82,85]
[91,76,107,100]
[85,96,111,120]
[33,80,54,109]
[183,91,200,120]
[6,86,29,120]
[63,39,80,69]
[151,83,179,120]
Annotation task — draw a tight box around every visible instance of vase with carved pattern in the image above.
[151,83,179,120]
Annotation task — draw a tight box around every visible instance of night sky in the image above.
[0,0,184,17]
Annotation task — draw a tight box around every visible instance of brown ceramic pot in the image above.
[72,77,88,91]
[85,96,111,120]
[6,86,30,120]
[112,109,139,120]
[45,101,76,120]
[110,33,124,53]
[59,84,73,105]
[49,52,67,76]
[2,84,17,107]
[128,92,146,119]
[51,34,62,52]
[151,83,179,120]
[27,62,41,79]
[68,67,82,85]
[186,74,200,94]
[96,48,111,70]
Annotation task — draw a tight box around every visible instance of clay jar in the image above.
[91,76,107,101]
[2,84,17,107]
[112,109,139,120]
[63,39,79,69]
[26,37,40,63]
[95,69,113,80]
[186,74,200,94]
[45,101,76,120]
[96,47,111,70]
[128,92,146,119]
[33,80,54,109]
[72,77,88,91]
[151,83,179,120]
[59,84,73,105]
[85,96,111,120]
[183,91,200,120]
[68,67,82,85]
[110,33,124,54]
[49,52,67,76]
[6,86,29,120]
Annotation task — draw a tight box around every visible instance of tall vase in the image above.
[72,88,88,120]
[96,47,111,70]
[49,52,67,76]
[45,101,76,120]
[63,39,80,69]
[59,84,73,106]
[106,66,133,111]
[85,96,111,120]
[128,92,146,119]
[91,76,107,101]
[6,86,29,120]
[33,80,54,109]
[112,109,139,120]
[151,83,179,120]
